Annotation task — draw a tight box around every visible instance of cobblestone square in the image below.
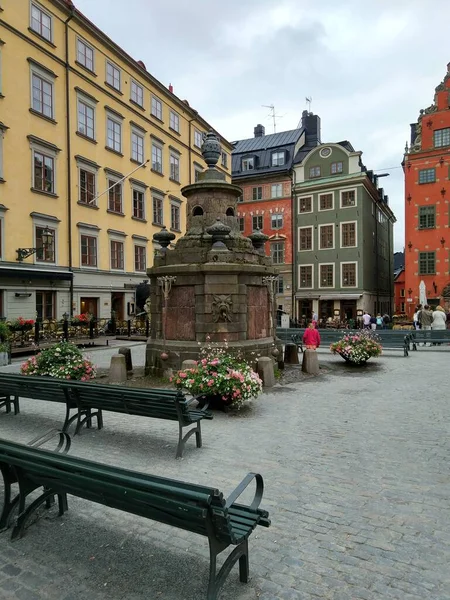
[0,344,449,599]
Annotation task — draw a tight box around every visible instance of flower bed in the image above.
[330,330,382,365]
[8,317,35,332]
[21,341,96,380]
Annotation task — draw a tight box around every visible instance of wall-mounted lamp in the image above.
[441,237,446,246]
[16,227,54,262]
[407,194,412,204]
[407,241,413,251]
[408,288,413,296]
[441,187,446,197]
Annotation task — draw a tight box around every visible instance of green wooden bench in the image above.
[0,440,270,600]
[0,374,212,458]
[410,329,450,349]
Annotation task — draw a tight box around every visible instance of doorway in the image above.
[340,300,356,322]
[297,300,312,325]
[319,300,334,322]
[80,297,98,318]
[111,292,125,320]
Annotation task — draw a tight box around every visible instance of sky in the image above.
[75,0,450,252]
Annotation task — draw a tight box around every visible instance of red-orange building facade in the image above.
[394,268,406,315]
[404,63,450,317]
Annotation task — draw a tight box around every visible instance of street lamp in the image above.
[16,227,54,262]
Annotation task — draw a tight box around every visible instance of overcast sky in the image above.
[75,0,450,251]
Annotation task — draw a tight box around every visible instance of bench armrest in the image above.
[225,472,264,511]
[186,395,211,413]
[27,429,72,454]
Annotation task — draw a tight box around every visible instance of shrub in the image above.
[330,330,382,364]
[21,341,96,381]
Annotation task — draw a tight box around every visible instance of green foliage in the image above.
[21,341,96,380]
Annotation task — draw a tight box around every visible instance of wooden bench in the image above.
[0,440,270,600]
[410,329,450,349]
[0,374,212,458]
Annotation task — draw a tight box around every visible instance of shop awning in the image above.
[0,266,73,281]
[318,294,362,300]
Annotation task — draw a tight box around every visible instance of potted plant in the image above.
[21,341,96,380]
[8,317,35,332]
[70,313,92,326]
[330,330,382,365]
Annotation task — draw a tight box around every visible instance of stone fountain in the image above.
[145,132,278,375]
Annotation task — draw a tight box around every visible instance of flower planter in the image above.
[0,351,9,366]
[338,352,368,365]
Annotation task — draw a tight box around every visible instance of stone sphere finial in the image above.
[201,131,221,169]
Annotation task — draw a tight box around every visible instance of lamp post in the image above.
[157,275,176,359]
[16,227,54,262]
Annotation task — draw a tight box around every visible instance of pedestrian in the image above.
[370,315,377,331]
[302,321,321,350]
[382,313,390,329]
[413,304,422,330]
[312,311,318,322]
[376,314,383,329]
[431,306,447,344]
[419,305,433,345]
[362,311,371,329]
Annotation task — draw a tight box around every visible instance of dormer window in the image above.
[272,152,285,167]
[242,157,254,171]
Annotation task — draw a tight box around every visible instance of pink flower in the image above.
[179,372,187,379]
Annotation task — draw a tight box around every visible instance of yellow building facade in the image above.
[0,0,231,321]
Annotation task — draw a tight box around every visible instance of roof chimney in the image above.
[169,83,174,93]
[301,111,321,145]
[254,124,265,138]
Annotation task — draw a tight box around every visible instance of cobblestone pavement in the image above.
[0,345,449,599]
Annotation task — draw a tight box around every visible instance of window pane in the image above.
[35,227,55,262]
[131,81,143,106]
[78,101,94,138]
[299,227,312,250]
[341,223,356,247]
[108,181,122,212]
[418,206,435,229]
[271,243,284,264]
[131,132,144,162]
[341,190,356,207]
[342,263,356,286]
[299,197,312,213]
[111,240,124,269]
[152,197,163,225]
[299,266,312,288]
[81,235,97,267]
[252,215,263,230]
[320,265,333,287]
[434,128,450,148]
[418,169,435,184]
[152,145,163,172]
[133,189,145,219]
[151,97,162,119]
[320,225,333,249]
[79,170,96,205]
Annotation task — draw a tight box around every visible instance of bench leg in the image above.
[176,422,202,459]
[239,539,249,583]
[207,537,250,600]
[13,396,20,415]
[0,466,18,532]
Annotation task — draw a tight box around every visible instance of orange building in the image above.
[404,63,450,316]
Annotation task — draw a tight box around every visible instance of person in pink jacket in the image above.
[302,321,321,350]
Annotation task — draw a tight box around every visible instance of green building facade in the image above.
[293,143,396,323]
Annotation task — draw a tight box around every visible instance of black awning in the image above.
[0,267,73,281]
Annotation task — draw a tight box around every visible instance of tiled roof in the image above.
[232,129,303,154]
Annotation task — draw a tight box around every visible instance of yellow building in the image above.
[0,0,231,322]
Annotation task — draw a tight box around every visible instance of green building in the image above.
[292,141,396,323]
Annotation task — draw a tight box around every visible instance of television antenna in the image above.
[262,104,283,133]
[305,96,312,112]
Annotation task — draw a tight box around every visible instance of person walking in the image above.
[370,315,377,331]
[362,311,371,329]
[431,305,447,344]
[413,304,423,330]
[376,314,383,329]
[420,305,433,345]
[382,313,391,329]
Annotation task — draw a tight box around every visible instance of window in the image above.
[299,197,312,213]
[221,152,228,168]
[36,291,55,320]
[299,266,312,288]
[152,144,163,173]
[341,189,356,207]
[77,99,95,139]
[252,215,263,230]
[131,130,144,163]
[77,39,94,71]
[131,80,144,107]
[400,289,405,297]
[242,157,254,171]
[271,214,283,229]
[194,167,202,182]
[153,196,163,225]
[151,96,162,120]
[252,186,262,201]
[81,235,97,267]
[319,193,333,211]
[418,168,436,184]
[239,217,245,232]
[106,61,121,91]
[0,127,5,181]
[134,246,146,272]
[319,225,333,249]
[341,222,356,247]
[170,153,180,182]
[276,276,284,294]
[272,152,285,167]
[400,302,405,313]
[419,251,435,275]
[31,73,53,119]
[110,240,124,270]
[271,242,284,264]
[271,184,282,198]
[79,169,96,205]
[170,202,180,231]
[331,162,343,174]
[342,263,356,287]
[106,116,122,153]
[169,110,180,132]
[108,180,122,213]
[33,151,54,193]
[132,189,145,220]
[309,166,321,178]
[434,128,450,148]
[419,205,436,229]
[194,130,203,148]
[35,226,55,262]
[30,3,52,41]
[299,227,313,251]
[320,264,334,287]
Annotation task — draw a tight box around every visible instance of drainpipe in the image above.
[375,205,379,314]
[65,10,74,316]
[388,217,393,316]
[290,169,296,321]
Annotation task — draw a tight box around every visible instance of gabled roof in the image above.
[232,129,304,154]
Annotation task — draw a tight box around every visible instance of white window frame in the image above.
[271,241,285,264]
[271,214,283,229]
[170,199,181,231]
[221,151,228,168]
[79,229,98,269]
[252,215,263,230]
[298,195,313,214]
[30,63,55,120]
[131,127,145,163]
[272,151,285,167]
[152,143,163,173]
[130,79,144,107]
[151,95,163,120]
[340,187,357,209]
[194,129,203,148]
[298,225,314,252]
[76,157,98,207]
[30,1,53,42]
[107,175,123,214]
[340,220,357,248]
[318,263,335,289]
[242,157,254,171]
[106,112,122,153]
[298,264,314,290]
[152,194,164,226]
[340,261,358,288]
[29,139,58,195]
[32,216,58,265]
[318,223,335,250]
[194,165,203,182]
[271,183,283,198]
[109,235,125,272]
[77,92,96,140]
[76,37,94,72]
[318,192,334,212]
[0,126,5,181]
[106,60,121,91]
[131,183,146,221]
[169,110,180,132]
[170,152,180,182]
[134,244,147,273]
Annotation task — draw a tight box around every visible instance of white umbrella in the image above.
[419,280,427,306]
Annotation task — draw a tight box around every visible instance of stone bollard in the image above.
[284,343,299,365]
[181,359,197,371]
[302,349,320,375]
[118,347,133,373]
[257,357,275,388]
[109,354,127,383]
